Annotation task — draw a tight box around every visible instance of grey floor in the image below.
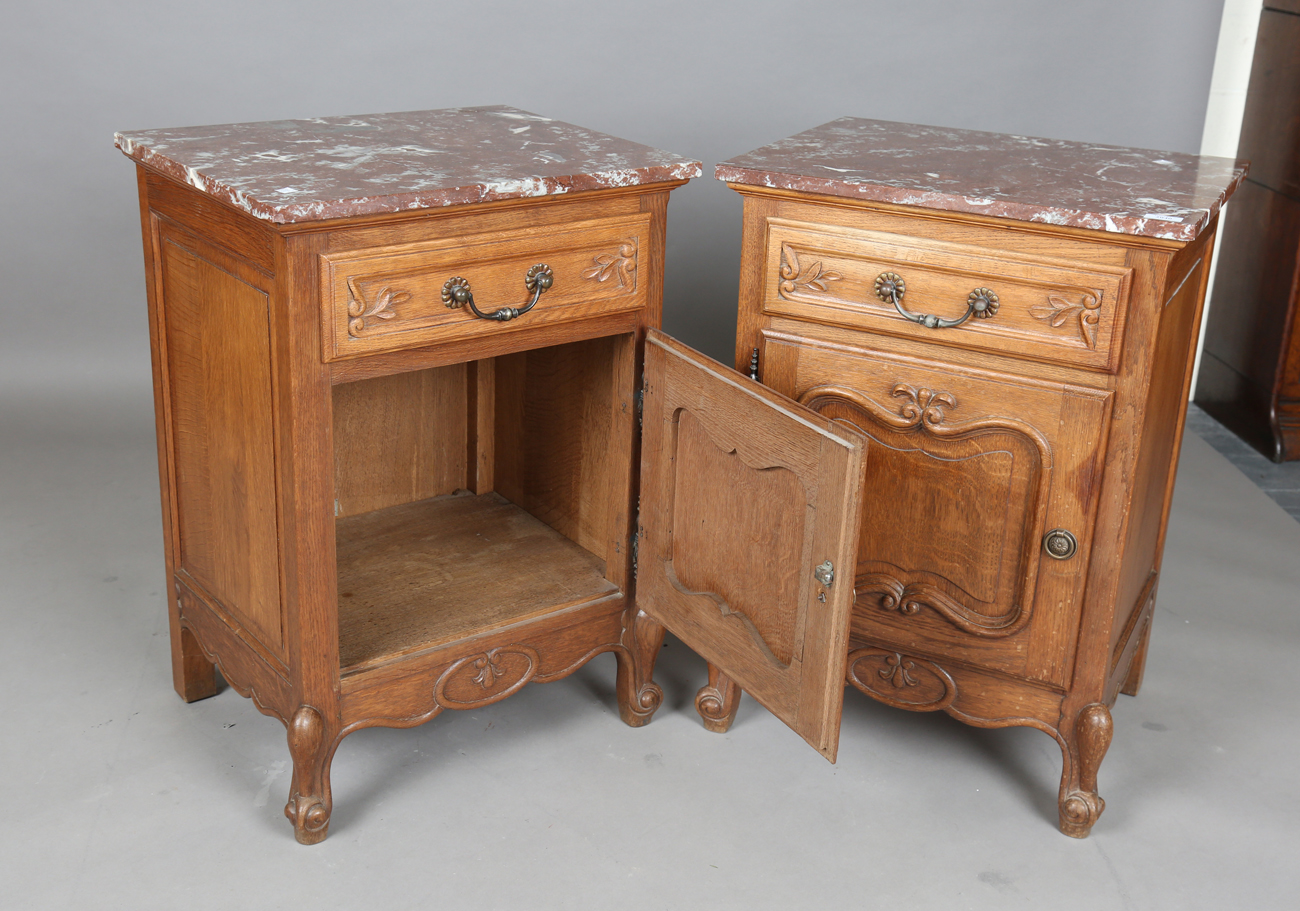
[1185,404,1300,523]
[3,386,1299,911]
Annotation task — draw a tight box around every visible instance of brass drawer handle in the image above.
[875,271,1000,329]
[442,263,553,322]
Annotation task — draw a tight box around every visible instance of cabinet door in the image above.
[637,330,867,760]
[768,335,1113,688]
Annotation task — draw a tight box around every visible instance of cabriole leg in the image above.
[284,706,339,845]
[616,608,665,727]
[1058,703,1114,838]
[695,663,741,733]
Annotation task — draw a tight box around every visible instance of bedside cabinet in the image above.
[117,107,876,844]
[715,118,1246,836]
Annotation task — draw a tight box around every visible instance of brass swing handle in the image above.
[442,263,553,322]
[874,271,1000,330]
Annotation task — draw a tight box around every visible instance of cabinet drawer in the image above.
[322,213,651,360]
[764,332,1113,686]
[763,218,1133,372]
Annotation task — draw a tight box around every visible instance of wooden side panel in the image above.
[637,330,866,760]
[494,335,622,558]
[161,237,283,654]
[1112,244,1211,658]
[332,365,469,518]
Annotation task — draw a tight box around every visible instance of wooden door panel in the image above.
[638,330,867,759]
[767,334,1112,687]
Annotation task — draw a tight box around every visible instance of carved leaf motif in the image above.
[779,244,842,296]
[434,646,539,709]
[347,285,411,337]
[891,383,957,429]
[582,240,637,289]
[845,647,957,711]
[1029,291,1101,349]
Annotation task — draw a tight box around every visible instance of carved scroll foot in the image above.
[695,663,741,733]
[1058,703,1114,838]
[283,706,338,845]
[171,622,218,703]
[1121,618,1153,697]
[616,608,665,727]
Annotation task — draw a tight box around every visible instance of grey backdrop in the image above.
[1,0,1224,394]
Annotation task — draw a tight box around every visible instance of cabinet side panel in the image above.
[493,336,618,557]
[332,365,469,518]
[1113,246,1210,656]
[162,239,283,653]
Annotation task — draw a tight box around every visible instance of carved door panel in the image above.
[637,330,868,760]
[766,335,1112,687]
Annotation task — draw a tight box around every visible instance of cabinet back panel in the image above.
[161,239,283,654]
[331,366,469,519]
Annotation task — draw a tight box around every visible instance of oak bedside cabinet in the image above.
[714,119,1246,837]
[117,107,878,844]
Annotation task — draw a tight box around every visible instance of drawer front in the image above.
[763,218,1133,372]
[322,213,651,360]
[766,333,1113,687]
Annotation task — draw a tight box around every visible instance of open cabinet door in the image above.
[638,330,867,760]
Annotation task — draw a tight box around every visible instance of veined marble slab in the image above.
[715,118,1247,242]
[116,106,702,224]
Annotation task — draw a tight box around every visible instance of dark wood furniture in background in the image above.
[1195,2,1300,461]
[716,118,1245,837]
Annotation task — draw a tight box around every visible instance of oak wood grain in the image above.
[335,492,619,672]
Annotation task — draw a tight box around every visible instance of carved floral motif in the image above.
[347,284,410,337]
[891,383,957,429]
[434,646,539,709]
[1029,291,1102,349]
[880,652,919,687]
[582,240,637,289]
[779,244,841,295]
[845,647,957,711]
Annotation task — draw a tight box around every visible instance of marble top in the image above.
[115,106,702,224]
[715,118,1248,242]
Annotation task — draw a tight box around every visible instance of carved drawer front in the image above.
[768,334,1114,687]
[321,212,651,360]
[762,218,1133,373]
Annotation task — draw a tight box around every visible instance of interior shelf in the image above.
[336,491,618,672]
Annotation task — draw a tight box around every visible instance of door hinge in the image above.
[635,385,644,428]
[749,346,760,383]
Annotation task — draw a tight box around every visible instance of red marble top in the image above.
[115,106,702,224]
[715,118,1248,242]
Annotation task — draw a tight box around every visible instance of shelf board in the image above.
[336,491,618,672]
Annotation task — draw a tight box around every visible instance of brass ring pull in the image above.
[875,271,1000,329]
[442,263,553,322]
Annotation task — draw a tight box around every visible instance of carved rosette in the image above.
[582,240,638,289]
[846,647,956,711]
[434,646,540,709]
[1029,291,1102,349]
[779,244,842,296]
[347,282,410,337]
